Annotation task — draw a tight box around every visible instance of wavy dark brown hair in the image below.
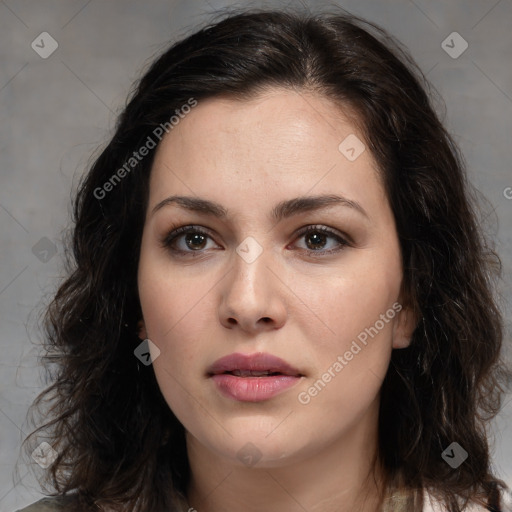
[22,5,511,512]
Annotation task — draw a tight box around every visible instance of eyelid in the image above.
[159,224,215,249]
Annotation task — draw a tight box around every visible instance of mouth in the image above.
[207,352,304,402]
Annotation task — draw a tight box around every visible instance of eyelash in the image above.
[160,224,351,258]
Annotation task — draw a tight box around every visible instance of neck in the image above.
[185,400,385,512]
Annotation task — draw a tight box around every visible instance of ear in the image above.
[137,319,147,340]
[391,304,418,349]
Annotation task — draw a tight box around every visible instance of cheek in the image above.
[290,251,402,412]
[137,249,226,411]
[138,247,196,367]
[137,260,212,422]
[292,248,402,344]
[294,281,398,426]
[138,269,208,362]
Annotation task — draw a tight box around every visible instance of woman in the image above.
[16,6,512,512]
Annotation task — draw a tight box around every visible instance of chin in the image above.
[196,422,316,469]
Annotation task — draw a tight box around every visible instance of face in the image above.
[137,87,415,469]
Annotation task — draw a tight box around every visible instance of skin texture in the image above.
[137,87,417,512]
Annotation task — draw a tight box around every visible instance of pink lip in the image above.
[207,352,304,402]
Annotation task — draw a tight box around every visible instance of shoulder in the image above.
[14,495,80,512]
[501,487,512,512]
[13,495,187,512]
[424,486,512,512]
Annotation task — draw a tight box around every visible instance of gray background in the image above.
[1,0,511,510]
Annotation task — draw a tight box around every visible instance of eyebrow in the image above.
[151,194,369,222]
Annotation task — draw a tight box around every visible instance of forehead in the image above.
[158,87,366,155]
[148,87,384,217]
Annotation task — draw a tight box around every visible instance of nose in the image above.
[218,246,288,334]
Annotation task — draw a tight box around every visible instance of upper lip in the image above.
[207,352,303,377]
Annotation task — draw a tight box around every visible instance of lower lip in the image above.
[210,374,301,402]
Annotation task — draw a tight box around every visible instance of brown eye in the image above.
[294,225,350,255]
[183,232,208,250]
[161,225,217,256]
[304,231,328,250]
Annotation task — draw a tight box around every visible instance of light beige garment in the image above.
[382,486,512,512]
[423,492,487,511]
